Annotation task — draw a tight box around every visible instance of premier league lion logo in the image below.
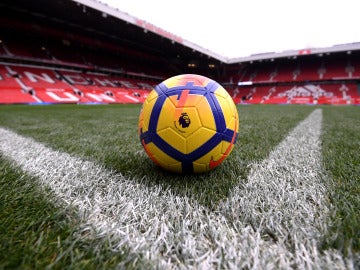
[178,112,191,128]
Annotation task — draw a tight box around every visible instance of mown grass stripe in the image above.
[0,109,355,269]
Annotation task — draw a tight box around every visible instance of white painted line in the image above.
[0,109,354,269]
[218,108,339,267]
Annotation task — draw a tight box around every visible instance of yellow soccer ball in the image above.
[138,74,239,174]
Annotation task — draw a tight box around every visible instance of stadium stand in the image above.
[0,67,38,104]
[0,0,359,105]
[231,53,360,105]
[0,63,155,104]
[234,83,360,105]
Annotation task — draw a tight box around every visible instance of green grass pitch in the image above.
[0,104,359,269]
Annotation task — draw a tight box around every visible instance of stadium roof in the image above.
[74,0,360,64]
[2,0,360,66]
[73,0,228,62]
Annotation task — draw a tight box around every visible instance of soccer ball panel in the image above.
[157,127,186,153]
[193,143,223,172]
[196,98,216,130]
[192,162,208,174]
[146,88,160,101]
[215,93,239,133]
[168,92,205,108]
[139,93,159,134]
[171,107,201,139]
[156,98,176,132]
[163,74,210,89]
[214,86,231,99]
[221,141,234,155]
[227,116,239,137]
[145,142,181,170]
[187,127,216,154]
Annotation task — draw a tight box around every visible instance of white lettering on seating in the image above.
[46,91,79,102]
[94,78,116,87]
[86,93,115,102]
[24,71,55,83]
[63,74,88,85]
[277,85,333,98]
[339,84,349,99]
[118,80,136,88]
[137,82,153,89]
[125,94,139,102]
